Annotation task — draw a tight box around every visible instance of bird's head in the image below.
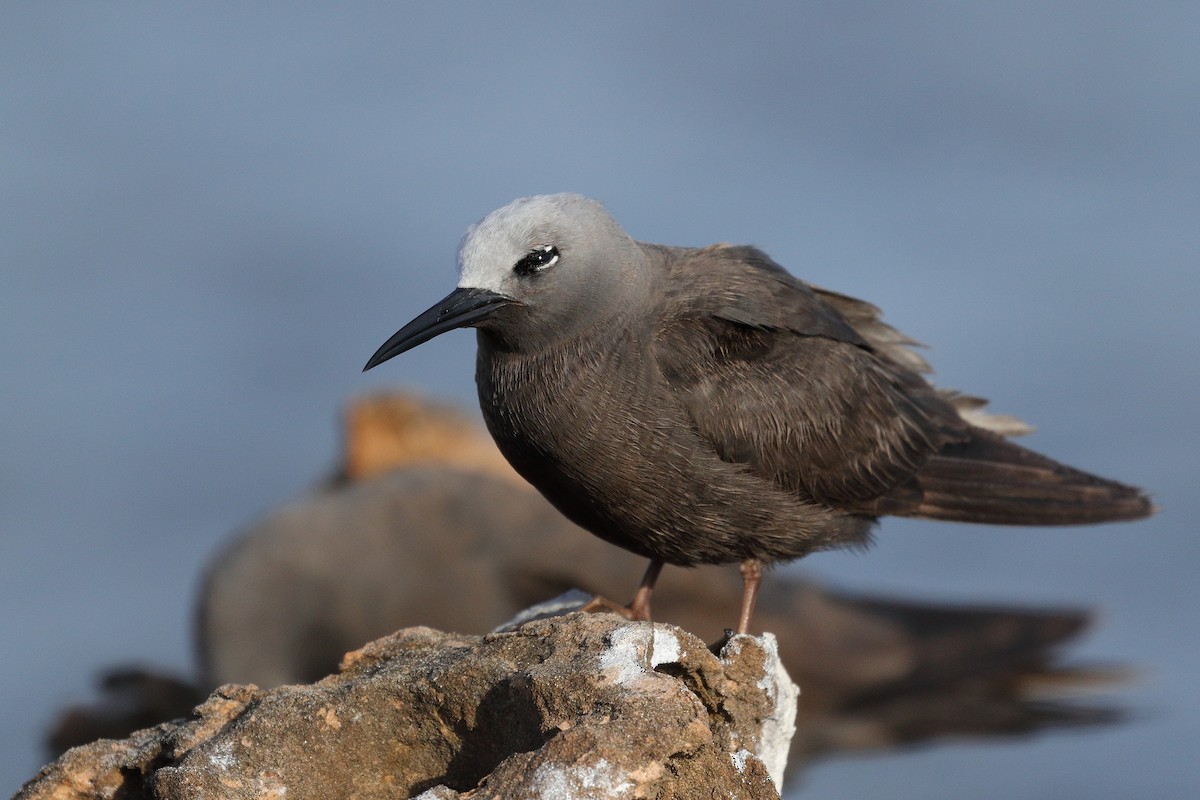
[364,193,646,369]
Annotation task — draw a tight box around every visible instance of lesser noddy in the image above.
[364,194,1153,633]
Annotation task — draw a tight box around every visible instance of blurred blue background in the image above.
[2,3,1196,797]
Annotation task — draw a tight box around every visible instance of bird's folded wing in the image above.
[654,290,970,507]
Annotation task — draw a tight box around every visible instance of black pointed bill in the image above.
[363,286,517,371]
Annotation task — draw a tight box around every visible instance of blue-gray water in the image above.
[2,4,1196,797]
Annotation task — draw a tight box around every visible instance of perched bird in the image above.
[364,194,1153,633]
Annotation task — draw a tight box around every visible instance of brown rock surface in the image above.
[18,613,795,800]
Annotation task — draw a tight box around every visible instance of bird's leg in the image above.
[579,558,664,621]
[736,558,763,635]
[627,558,664,621]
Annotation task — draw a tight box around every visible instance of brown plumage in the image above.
[364,194,1154,631]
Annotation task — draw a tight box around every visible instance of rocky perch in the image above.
[17,611,797,799]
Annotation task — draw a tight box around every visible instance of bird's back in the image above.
[655,243,1154,528]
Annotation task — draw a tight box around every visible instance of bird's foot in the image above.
[578,595,650,622]
[578,560,662,623]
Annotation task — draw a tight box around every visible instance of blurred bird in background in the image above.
[46,393,1125,779]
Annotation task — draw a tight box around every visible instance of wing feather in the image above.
[654,244,1150,524]
[655,246,970,506]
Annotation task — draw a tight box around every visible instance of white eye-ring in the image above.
[513,245,560,277]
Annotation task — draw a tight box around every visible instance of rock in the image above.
[17,612,796,799]
[336,391,524,485]
[45,669,203,757]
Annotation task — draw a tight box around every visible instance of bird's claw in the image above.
[578,595,649,622]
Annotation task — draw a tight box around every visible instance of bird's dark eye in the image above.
[513,245,560,277]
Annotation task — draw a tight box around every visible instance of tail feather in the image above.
[862,430,1155,526]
